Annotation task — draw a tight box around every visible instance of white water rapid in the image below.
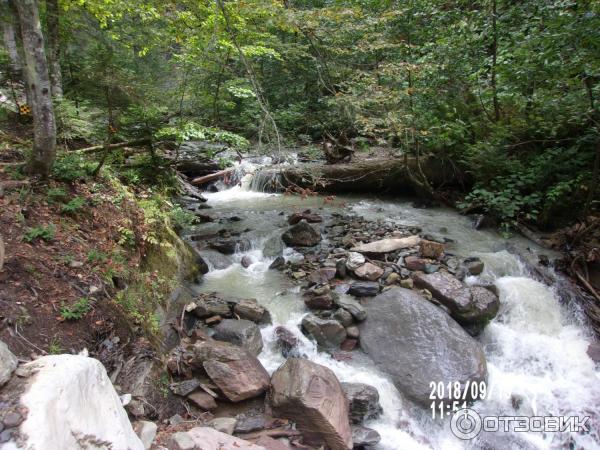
[186,161,600,450]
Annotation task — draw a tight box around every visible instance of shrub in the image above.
[23,224,56,242]
[60,297,91,320]
[61,197,86,215]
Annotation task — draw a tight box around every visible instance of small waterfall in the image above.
[248,167,284,193]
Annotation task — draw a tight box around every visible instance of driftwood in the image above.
[74,138,151,154]
[252,156,456,194]
[190,167,235,186]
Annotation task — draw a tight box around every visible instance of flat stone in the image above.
[350,236,420,254]
[234,415,266,433]
[346,282,379,297]
[170,378,201,396]
[209,417,237,435]
[169,427,265,450]
[404,256,426,271]
[187,391,217,410]
[353,262,384,281]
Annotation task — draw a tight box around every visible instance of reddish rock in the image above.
[269,358,353,450]
[288,210,323,225]
[419,240,445,259]
[404,256,426,271]
[308,267,337,284]
[192,340,270,402]
[341,339,358,351]
[304,294,334,310]
[353,262,384,281]
[187,391,217,410]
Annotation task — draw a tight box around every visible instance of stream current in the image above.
[183,159,600,450]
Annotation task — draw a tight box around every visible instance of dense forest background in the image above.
[1,0,599,230]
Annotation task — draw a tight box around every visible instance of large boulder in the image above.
[282,220,321,247]
[301,314,347,349]
[412,271,499,327]
[0,339,17,386]
[359,288,487,407]
[234,298,272,324]
[191,293,231,319]
[3,355,143,450]
[168,427,265,450]
[269,358,352,450]
[192,340,270,402]
[341,383,382,424]
[213,319,264,355]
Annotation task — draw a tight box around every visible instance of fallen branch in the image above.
[190,167,235,186]
[74,138,151,154]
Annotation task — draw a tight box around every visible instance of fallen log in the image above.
[74,138,151,154]
[251,156,457,194]
[190,167,235,186]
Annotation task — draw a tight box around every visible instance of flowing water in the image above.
[184,160,600,450]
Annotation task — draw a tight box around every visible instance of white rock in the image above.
[4,355,143,450]
[209,417,237,435]
[135,420,158,450]
[345,252,366,271]
[0,339,17,386]
[351,235,420,254]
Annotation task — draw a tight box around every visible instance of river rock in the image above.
[404,256,426,271]
[304,294,334,310]
[3,355,144,450]
[346,252,366,271]
[0,340,17,386]
[359,288,487,407]
[213,319,264,356]
[275,326,301,358]
[187,390,217,410]
[269,256,286,270]
[288,210,323,225]
[241,255,253,268]
[134,421,158,450]
[341,383,382,424]
[464,257,485,275]
[301,314,347,349]
[308,267,337,284]
[347,282,379,297]
[269,358,353,450]
[333,308,354,327]
[350,236,420,254]
[210,238,251,255]
[282,220,321,247]
[192,293,231,318]
[352,426,381,448]
[413,272,499,327]
[168,427,265,450]
[234,298,272,324]
[334,295,367,321]
[192,340,270,402]
[419,239,445,259]
[353,262,384,281]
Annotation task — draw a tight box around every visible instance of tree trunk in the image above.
[15,0,56,177]
[0,0,21,73]
[45,0,62,97]
[491,0,500,122]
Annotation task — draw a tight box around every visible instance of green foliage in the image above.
[156,122,250,150]
[87,248,108,264]
[169,205,198,229]
[61,197,86,215]
[23,224,56,243]
[54,99,105,144]
[52,153,96,182]
[47,187,69,204]
[60,297,92,321]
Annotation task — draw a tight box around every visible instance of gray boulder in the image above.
[301,314,347,349]
[347,282,379,297]
[334,295,367,322]
[341,383,382,424]
[359,288,487,407]
[352,426,381,448]
[413,271,499,328]
[282,220,321,247]
[270,358,352,450]
[213,319,264,356]
[0,340,17,386]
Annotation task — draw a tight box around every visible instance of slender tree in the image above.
[15,0,56,177]
[45,0,62,97]
[0,0,21,74]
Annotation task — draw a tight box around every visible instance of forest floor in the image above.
[0,155,148,360]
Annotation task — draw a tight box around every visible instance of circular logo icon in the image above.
[450,408,482,440]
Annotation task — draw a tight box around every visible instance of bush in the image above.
[52,153,97,182]
[23,224,56,242]
[61,197,86,215]
[60,297,91,321]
